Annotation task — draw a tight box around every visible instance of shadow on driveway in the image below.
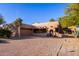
[0,40,9,44]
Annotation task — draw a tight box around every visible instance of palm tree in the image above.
[12,18,23,39]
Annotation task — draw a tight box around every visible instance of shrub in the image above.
[0,28,12,38]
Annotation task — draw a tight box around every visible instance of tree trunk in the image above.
[18,26,20,39]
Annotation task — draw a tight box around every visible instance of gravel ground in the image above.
[0,37,79,56]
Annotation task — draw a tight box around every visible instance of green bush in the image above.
[0,28,12,38]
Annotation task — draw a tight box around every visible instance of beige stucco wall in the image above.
[32,21,59,31]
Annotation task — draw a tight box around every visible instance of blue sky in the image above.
[0,3,69,24]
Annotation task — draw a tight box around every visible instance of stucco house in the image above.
[20,24,36,36]
[11,21,59,38]
[32,21,59,32]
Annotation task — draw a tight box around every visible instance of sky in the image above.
[0,3,69,24]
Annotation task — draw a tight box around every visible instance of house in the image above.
[12,21,59,38]
[32,21,59,32]
[20,24,36,36]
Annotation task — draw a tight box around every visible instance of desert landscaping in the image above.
[0,3,79,56]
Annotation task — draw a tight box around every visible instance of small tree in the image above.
[0,15,5,25]
[49,18,55,22]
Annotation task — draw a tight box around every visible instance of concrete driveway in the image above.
[0,37,79,56]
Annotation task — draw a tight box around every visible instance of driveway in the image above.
[0,37,79,56]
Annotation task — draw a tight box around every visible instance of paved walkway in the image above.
[0,37,79,56]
